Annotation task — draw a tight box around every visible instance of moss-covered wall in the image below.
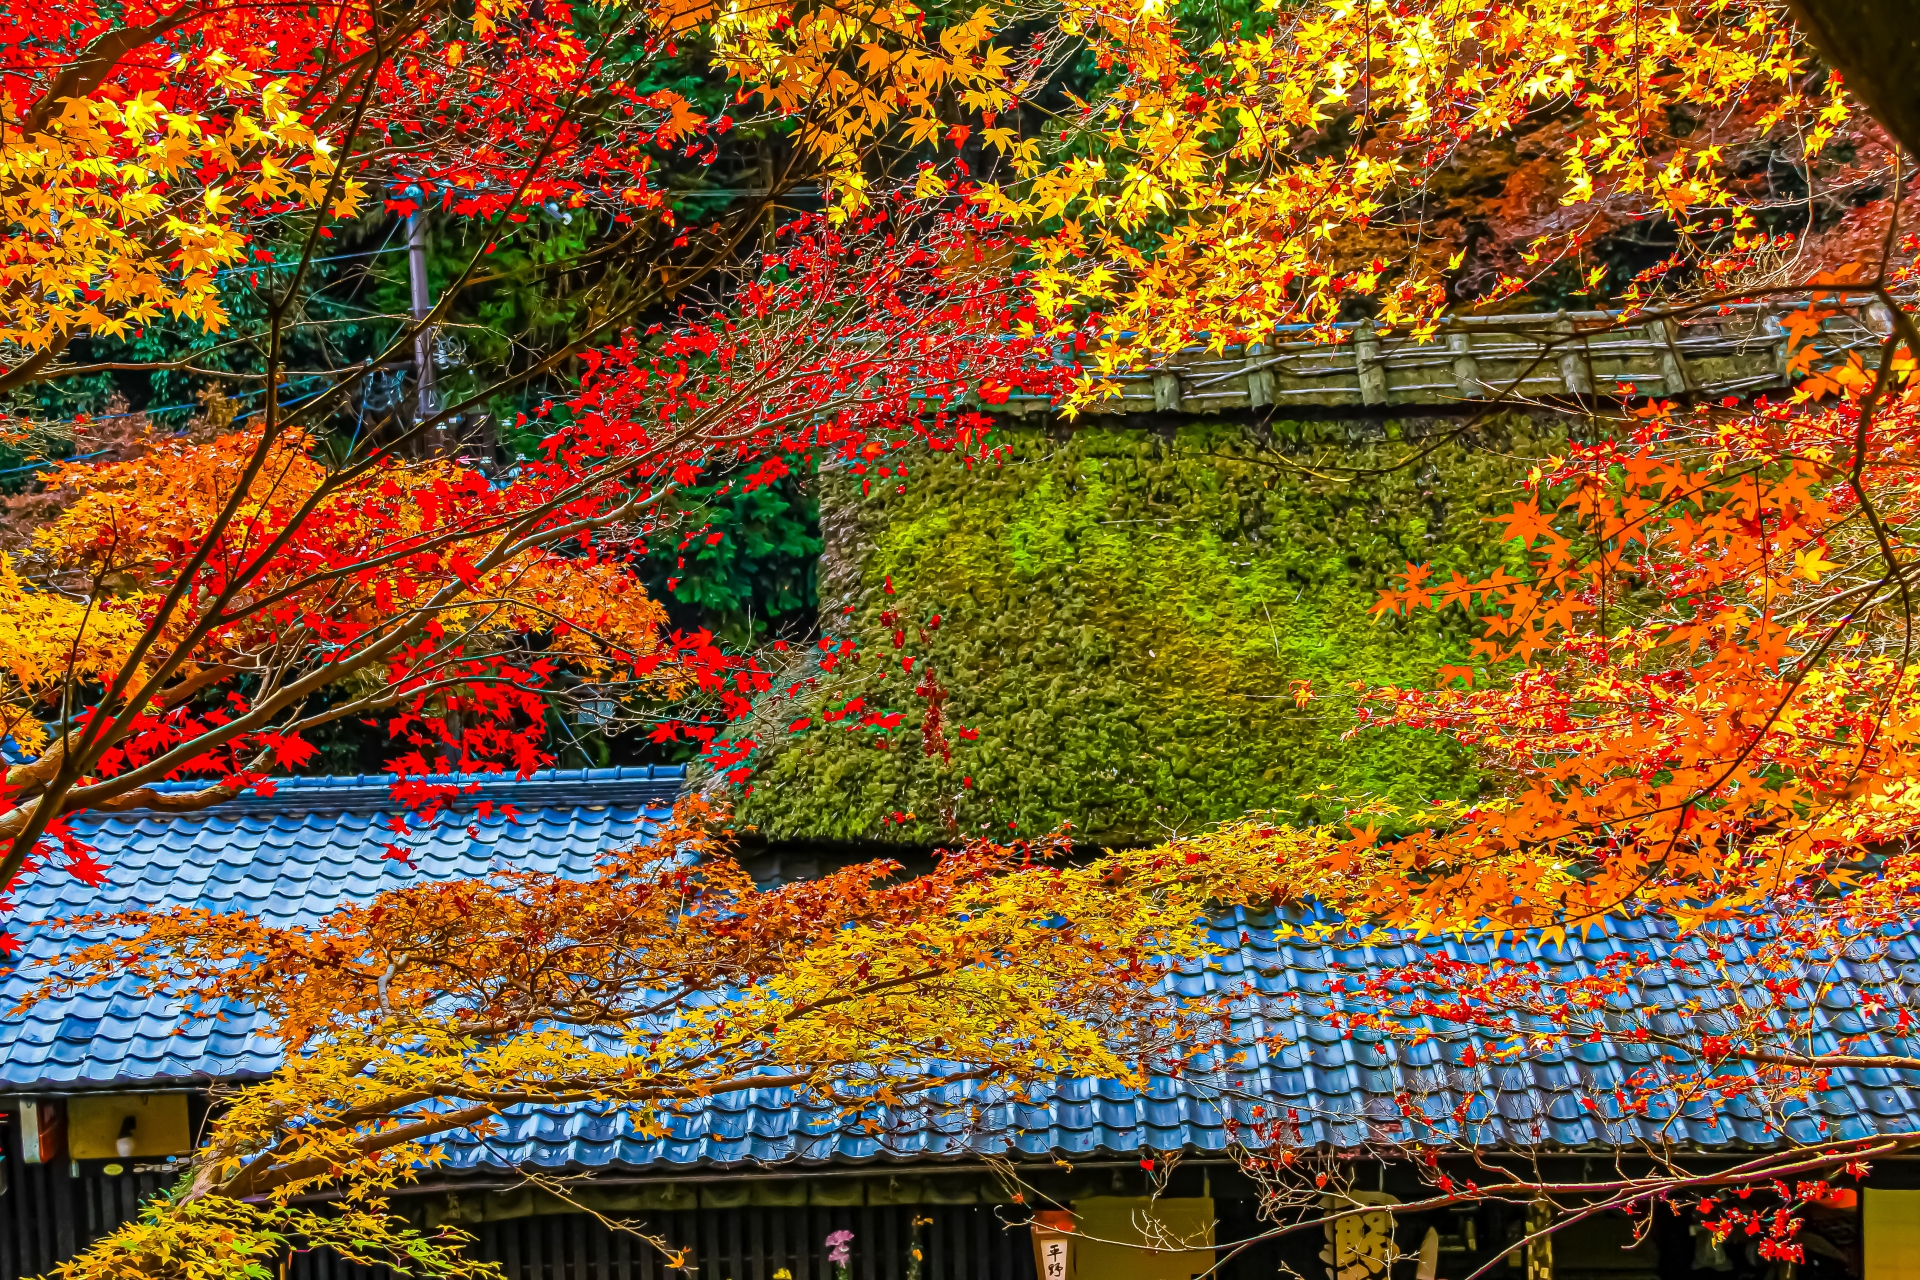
[737,415,1559,845]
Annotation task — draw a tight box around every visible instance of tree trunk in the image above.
[1786,0,1920,158]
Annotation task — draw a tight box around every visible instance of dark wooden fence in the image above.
[1,1161,1041,1280]
[1,1152,181,1280]
[458,1204,1035,1280]
[3,1158,1695,1280]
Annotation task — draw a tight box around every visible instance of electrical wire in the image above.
[0,448,114,479]
[29,373,334,431]
[215,245,408,279]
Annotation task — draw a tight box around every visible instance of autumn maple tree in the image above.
[1030,0,1920,1263]
[0,0,1163,1270]
[0,0,1089,911]
[19,0,1920,1273]
[25,811,1299,1278]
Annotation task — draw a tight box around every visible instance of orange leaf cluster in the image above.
[1352,321,1920,932]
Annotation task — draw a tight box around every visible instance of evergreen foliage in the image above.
[641,472,823,646]
[739,415,1563,844]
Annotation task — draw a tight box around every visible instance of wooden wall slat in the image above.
[639,1213,664,1280]
[677,1209,697,1280]
[770,1207,790,1280]
[856,1206,876,1280]
[477,1223,498,1279]
[699,1207,718,1280]
[0,1177,16,1280]
[16,1158,41,1273]
[31,1162,62,1273]
[526,1212,546,1280]
[504,1218,524,1280]
[747,1205,767,1280]
[613,1227,632,1280]
[792,1208,812,1280]
[877,1206,898,1280]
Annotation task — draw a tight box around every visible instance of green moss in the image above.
[738,415,1561,844]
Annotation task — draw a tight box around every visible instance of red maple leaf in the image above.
[66,849,110,887]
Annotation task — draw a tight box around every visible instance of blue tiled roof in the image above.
[0,768,682,1090]
[419,914,1920,1172]
[6,771,1920,1172]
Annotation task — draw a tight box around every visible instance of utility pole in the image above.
[406,204,438,432]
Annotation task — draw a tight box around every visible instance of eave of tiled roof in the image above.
[6,767,1920,1170]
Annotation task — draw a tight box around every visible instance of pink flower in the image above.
[825,1230,854,1268]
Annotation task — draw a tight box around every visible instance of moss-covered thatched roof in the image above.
[735,414,1561,846]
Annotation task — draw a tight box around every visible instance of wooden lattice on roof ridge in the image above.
[997,300,1900,416]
